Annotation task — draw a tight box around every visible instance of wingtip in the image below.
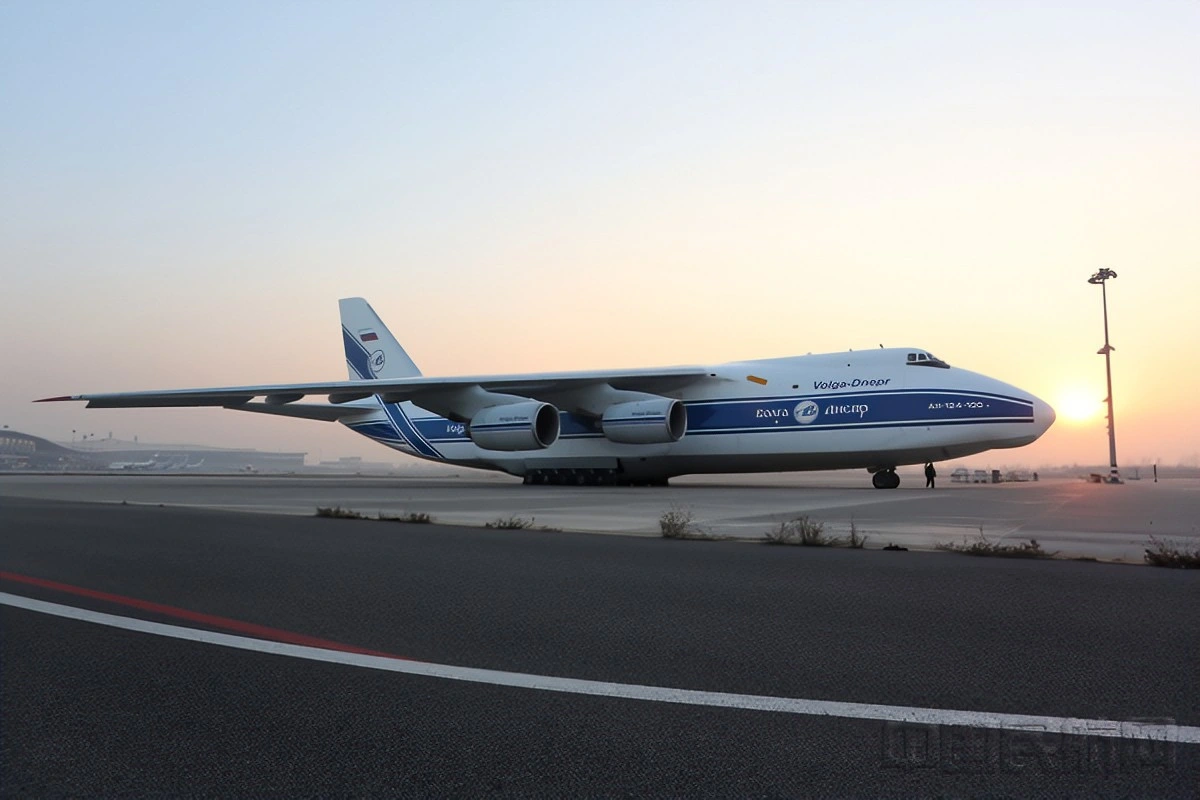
[33,395,75,403]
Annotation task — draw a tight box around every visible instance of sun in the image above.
[1055,387,1102,424]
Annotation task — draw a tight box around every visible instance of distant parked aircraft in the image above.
[106,457,157,471]
[41,298,1054,488]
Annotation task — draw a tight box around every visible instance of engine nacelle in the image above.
[469,402,561,451]
[601,398,687,445]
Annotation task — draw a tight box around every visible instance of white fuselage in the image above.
[339,348,1055,480]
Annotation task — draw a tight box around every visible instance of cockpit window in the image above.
[906,351,950,369]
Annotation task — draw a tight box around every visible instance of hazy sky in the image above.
[2,1,1197,468]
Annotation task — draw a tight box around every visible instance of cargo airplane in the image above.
[39,298,1055,488]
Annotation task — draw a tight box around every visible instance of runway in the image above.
[1,496,1197,796]
[2,471,1198,561]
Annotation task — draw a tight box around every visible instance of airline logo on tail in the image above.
[369,350,386,374]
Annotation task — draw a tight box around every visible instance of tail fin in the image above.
[339,297,422,381]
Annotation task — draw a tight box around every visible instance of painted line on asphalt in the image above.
[0,572,401,658]
[4,591,1198,744]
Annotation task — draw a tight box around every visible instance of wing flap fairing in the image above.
[224,402,376,422]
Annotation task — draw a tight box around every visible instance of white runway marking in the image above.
[4,591,1197,745]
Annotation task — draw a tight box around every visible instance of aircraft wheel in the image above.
[872,469,900,489]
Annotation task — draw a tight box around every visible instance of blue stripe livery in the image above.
[342,327,374,382]
[347,388,1033,453]
[686,391,1032,436]
[342,325,443,459]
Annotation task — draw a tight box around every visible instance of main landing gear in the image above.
[521,469,668,487]
[871,468,900,489]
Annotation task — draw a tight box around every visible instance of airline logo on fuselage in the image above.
[812,378,892,391]
[791,399,870,423]
[754,399,871,425]
[794,400,819,424]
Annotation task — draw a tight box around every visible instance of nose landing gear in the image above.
[871,468,900,489]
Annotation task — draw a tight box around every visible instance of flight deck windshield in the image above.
[906,352,950,369]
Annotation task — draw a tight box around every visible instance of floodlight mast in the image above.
[1088,267,1120,483]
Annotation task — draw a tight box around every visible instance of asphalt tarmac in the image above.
[1,496,1197,797]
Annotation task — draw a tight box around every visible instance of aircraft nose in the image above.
[1033,395,1056,433]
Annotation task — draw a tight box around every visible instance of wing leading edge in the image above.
[36,366,715,423]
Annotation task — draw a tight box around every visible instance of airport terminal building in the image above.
[0,429,306,473]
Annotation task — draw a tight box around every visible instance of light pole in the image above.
[1088,267,1120,483]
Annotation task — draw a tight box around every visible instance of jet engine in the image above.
[601,398,687,445]
[469,402,561,451]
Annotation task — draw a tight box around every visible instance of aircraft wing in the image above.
[37,366,716,422]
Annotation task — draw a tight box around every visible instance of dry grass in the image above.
[935,530,1056,559]
[378,511,435,524]
[318,506,436,524]
[762,516,873,548]
[846,517,868,549]
[659,506,718,540]
[484,516,536,530]
[1143,536,1200,568]
[763,516,833,546]
[315,506,368,520]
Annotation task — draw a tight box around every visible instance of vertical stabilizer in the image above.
[339,297,422,381]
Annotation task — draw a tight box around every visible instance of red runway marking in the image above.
[0,571,406,660]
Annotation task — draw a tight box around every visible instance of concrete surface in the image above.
[1,472,1197,561]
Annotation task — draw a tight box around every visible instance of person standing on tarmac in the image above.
[924,462,937,488]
